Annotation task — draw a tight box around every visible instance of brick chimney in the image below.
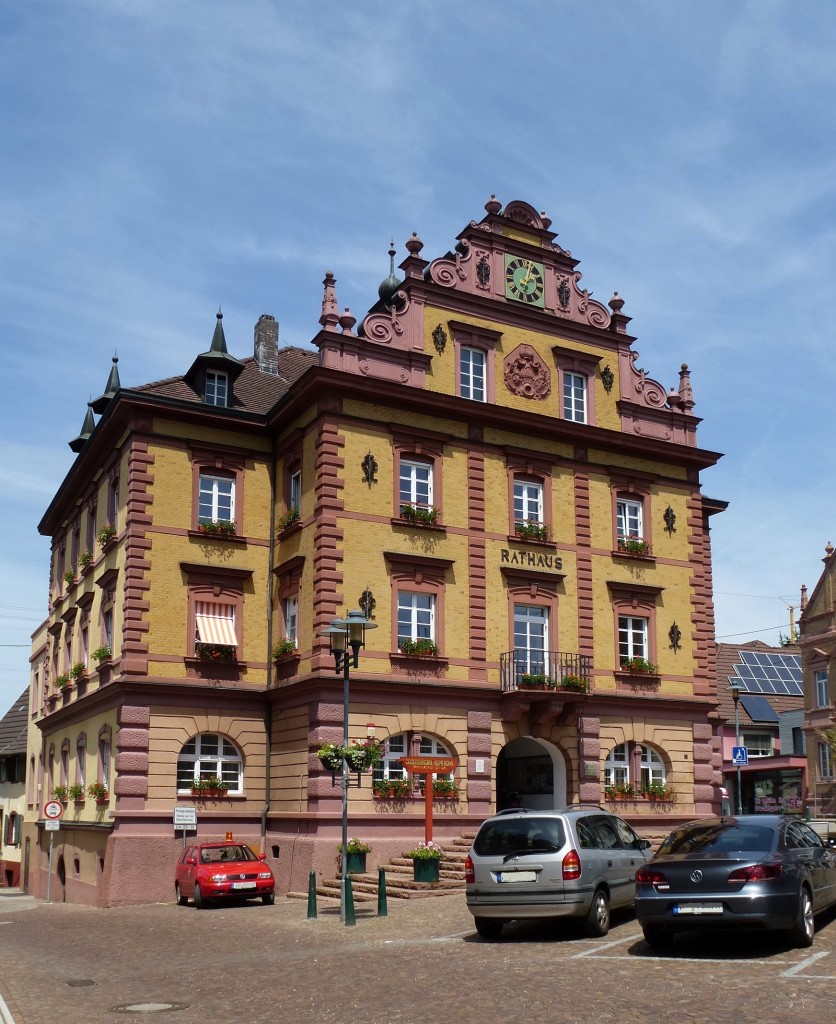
[254,314,279,375]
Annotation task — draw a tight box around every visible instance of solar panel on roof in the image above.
[730,650,803,697]
[739,694,779,722]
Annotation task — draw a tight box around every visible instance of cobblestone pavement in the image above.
[1,891,836,1024]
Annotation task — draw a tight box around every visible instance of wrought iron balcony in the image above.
[500,650,592,694]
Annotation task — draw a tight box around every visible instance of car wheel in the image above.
[193,883,205,910]
[474,917,503,940]
[642,925,675,950]
[175,883,188,907]
[262,893,275,906]
[789,887,814,948]
[583,888,610,937]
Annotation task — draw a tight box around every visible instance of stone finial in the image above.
[678,363,695,411]
[825,541,834,559]
[540,211,552,229]
[608,292,625,314]
[339,307,356,336]
[319,271,340,332]
[800,584,808,611]
[405,232,423,255]
[485,195,502,215]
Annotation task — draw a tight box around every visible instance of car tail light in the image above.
[636,867,670,891]
[727,863,783,883]
[465,855,475,884]
[562,849,581,880]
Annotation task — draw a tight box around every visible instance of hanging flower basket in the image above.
[317,743,346,772]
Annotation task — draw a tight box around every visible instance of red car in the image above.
[175,841,275,908]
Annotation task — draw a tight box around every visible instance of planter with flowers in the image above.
[372,777,412,800]
[68,783,85,803]
[617,537,651,557]
[620,657,657,675]
[54,673,71,692]
[88,781,109,804]
[198,518,236,538]
[399,637,440,658]
[97,524,117,550]
[53,785,69,804]
[79,550,94,573]
[519,672,551,690]
[337,837,371,874]
[514,519,550,543]
[63,568,78,589]
[642,781,676,803]
[317,743,346,772]
[195,642,237,663]
[277,507,300,534]
[399,504,439,528]
[92,645,112,665]
[405,840,444,882]
[431,778,459,800]
[272,638,297,660]
[191,776,229,798]
[604,782,636,802]
[558,674,589,693]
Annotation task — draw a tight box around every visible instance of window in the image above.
[792,727,806,756]
[815,669,829,708]
[460,347,486,402]
[619,616,648,663]
[176,734,243,794]
[817,741,833,780]
[198,473,235,526]
[103,608,114,650]
[107,475,119,533]
[4,813,21,848]
[374,733,408,783]
[418,735,455,784]
[289,469,301,514]
[194,601,237,656]
[563,371,587,423]
[400,459,433,511]
[639,745,666,789]
[743,732,774,758]
[205,370,228,407]
[80,625,89,669]
[514,479,543,524]
[85,504,96,555]
[284,596,298,646]
[617,498,643,541]
[76,737,86,787]
[397,592,435,645]
[60,743,69,787]
[99,734,111,789]
[514,604,548,674]
[604,743,630,787]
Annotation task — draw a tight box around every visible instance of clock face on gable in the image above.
[504,254,545,307]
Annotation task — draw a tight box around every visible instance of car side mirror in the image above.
[637,839,652,850]
[186,856,197,866]
[258,852,267,861]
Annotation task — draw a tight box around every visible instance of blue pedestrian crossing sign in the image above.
[732,746,748,766]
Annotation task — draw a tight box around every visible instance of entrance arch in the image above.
[497,737,566,811]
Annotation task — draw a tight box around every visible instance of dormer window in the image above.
[205,370,229,407]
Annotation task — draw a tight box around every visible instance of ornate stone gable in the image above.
[503,344,551,400]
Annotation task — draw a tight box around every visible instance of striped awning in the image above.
[195,602,237,646]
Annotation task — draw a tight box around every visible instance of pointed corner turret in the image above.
[90,354,121,414]
[69,403,96,453]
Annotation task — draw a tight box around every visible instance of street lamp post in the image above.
[319,610,377,925]
[730,682,743,815]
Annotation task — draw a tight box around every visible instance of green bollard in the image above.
[306,871,317,920]
[377,867,388,918]
[345,873,356,926]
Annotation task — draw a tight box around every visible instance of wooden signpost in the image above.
[399,755,458,843]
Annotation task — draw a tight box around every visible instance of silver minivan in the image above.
[465,806,653,939]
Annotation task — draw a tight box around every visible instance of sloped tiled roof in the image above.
[134,348,318,416]
[715,641,803,725]
[0,689,29,756]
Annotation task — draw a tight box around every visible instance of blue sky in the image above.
[1,0,834,710]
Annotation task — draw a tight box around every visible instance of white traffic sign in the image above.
[173,806,197,829]
[732,746,749,766]
[44,820,60,832]
[43,800,64,820]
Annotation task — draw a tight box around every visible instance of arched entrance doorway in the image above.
[497,737,566,811]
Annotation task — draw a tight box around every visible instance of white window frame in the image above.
[605,743,630,787]
[815,669,829,708]
[418,735,455,784]
[289,469,302,513]
[373,733,409,782]
[514,604,549,674]
[617,498,643,540]
[514,480,543,524]
[817,741,833,780]
[198,473,235,525]
[640,745,666,788]
[284,595,298,646]
[460,347,486,402]
[563,371,587,423]
[397,592,435,644]
[176,733,243,794]
[99,736,111,789]
[743,732,774,758]
[618,616,648,663]
[400,459,434,509]
[205,370,229,407]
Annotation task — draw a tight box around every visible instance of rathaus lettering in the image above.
[500,548,562,571]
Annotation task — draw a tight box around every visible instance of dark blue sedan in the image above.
[635,815,836,949]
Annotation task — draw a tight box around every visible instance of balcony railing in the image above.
[500,650,592,694]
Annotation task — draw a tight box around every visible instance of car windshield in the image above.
[473,816,565,857]
[200,845,256,864]
[658,823,776,855]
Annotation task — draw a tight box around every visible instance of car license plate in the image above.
[497,870,536,883]
[231,881,257,890]
[672,902,722,915]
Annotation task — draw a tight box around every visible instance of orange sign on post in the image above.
[399,756,459,843]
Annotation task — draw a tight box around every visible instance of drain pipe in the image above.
[262,436,278,850]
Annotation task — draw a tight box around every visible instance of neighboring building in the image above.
[26,197,725,906]
[0,688,29,887]
[716,641,806,815]
[799,543,836,818]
